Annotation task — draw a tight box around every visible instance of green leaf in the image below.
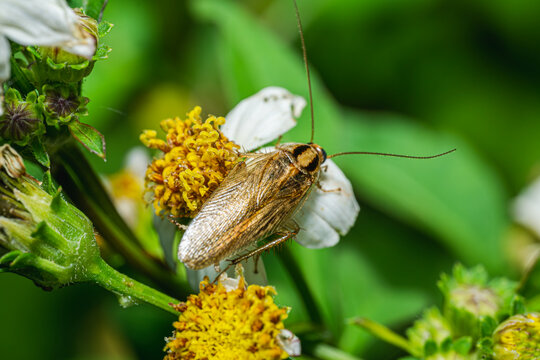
[0,251,21,265]
[452,336,473,355]
[281,242,429,354]
[479,316,498,338]
[339,116,507,270]
[510,295,526,316]
[68,0,107,20]
[41,171,57,196]
[192,0,508,270]
[423,340,438,357]
[98,21,114,38]
[30,138,50,168]
[439,337,453,353]
[68,120,106,159]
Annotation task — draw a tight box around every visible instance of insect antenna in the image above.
[328,148,456,159]
[293,0,315,143]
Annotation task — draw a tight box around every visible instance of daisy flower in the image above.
[164,268,301,360]
[142,86,360,276]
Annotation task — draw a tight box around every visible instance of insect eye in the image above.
[321,148,327,163]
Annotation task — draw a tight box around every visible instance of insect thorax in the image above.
[278,142,326,174]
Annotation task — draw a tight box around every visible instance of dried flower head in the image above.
[141,106,239,217]
[164,274,296,360]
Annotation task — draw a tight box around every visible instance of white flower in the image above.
[105,147,149,228]
[222,86,360,249]
[511,176,540,269]
[0,0,96,115]
[277,329,301,357]
[513,176,540,237]
[184,86,360,289]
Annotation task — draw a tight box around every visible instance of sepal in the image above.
[68,120,106,159]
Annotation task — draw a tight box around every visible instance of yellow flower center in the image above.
[493,312,540,359]
[109,170,142,200]
[140,106,240,217]
[164,277,290,360]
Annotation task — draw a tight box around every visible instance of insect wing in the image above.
[179,151,313,269]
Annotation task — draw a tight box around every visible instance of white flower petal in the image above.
[222,87,306,151]
[513,176,540,237]
[0,36,9,81]
[294,208,340,248]
[0,0,95,59]
[185,256,267,292]
[0,36,10,117]
[294,159,360,248]
[277,329,301,357]
[59,37,96,60]
[218,272,243,292]
[124,147,151,180]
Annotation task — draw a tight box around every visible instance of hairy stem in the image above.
[51,140,189,297]
[91,258,179,315]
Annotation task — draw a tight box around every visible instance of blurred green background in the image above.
[2,0,540,359]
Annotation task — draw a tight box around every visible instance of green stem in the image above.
[91,258,179,315]
[278,246,323,326]
[51,140,190,297]
[9,57,33,94]
[351,317,415,355]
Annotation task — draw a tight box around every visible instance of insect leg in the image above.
[316,181,342,193]
[231,229,299,265]
[253,253,262,274]
[214,230,300,282]
[168,216,188,230]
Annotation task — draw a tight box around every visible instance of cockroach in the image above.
[178,0,454,271]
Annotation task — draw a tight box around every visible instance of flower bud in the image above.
[0,145,101,289]
[20,9,107,84]
[0,88,44,145]
[407,307,452,354]
[38,10,98,65]
[438,264,517,339]
[38,84,89,125]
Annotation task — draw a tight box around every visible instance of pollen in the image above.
[140,106,240,217]
[163,277,290,360]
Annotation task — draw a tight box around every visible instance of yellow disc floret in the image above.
[164,277,290,360]
[493,312,540,359]
[109,170,143,201]
[140,106,240,217]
